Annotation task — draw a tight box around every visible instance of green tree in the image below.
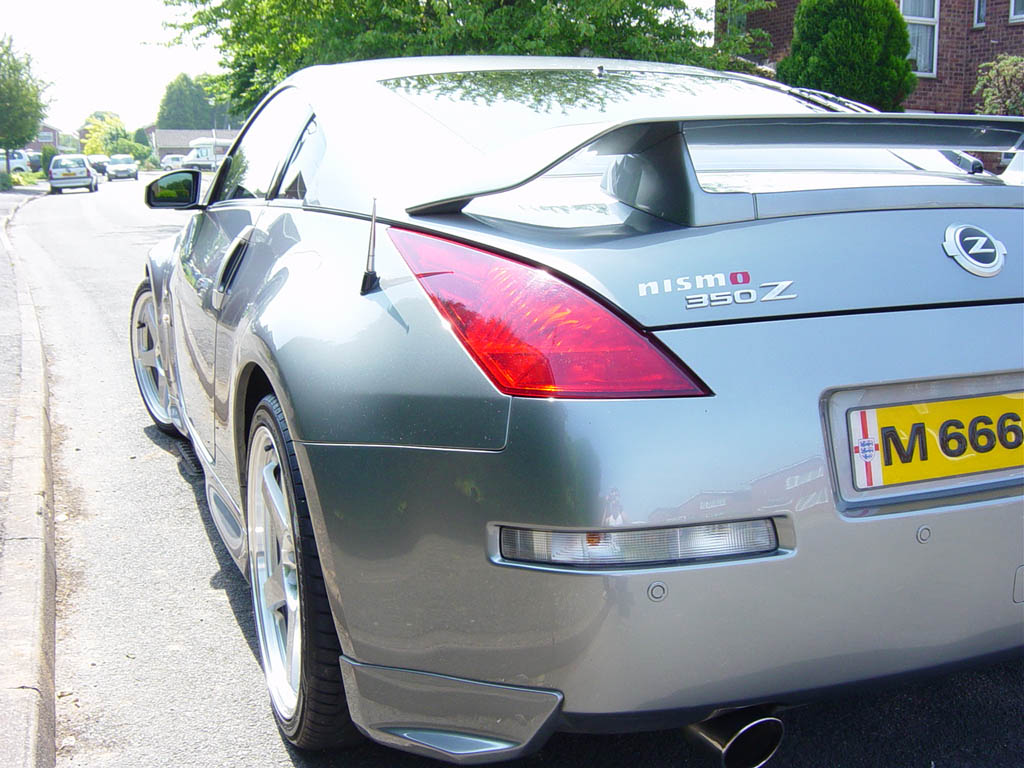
[82,113,129,155]
[157,73,214,128]
[0,35,48,174]
[776,0,916,111]
[973,54,1024,116]
[108,138,152,161]
[41,144,58,170]
[166,0,773,116]
[133,127,151,146]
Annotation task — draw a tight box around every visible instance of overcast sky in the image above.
[5,0,222,133]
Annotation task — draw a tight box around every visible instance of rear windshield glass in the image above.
[381,69,824,154]
[53,157,85,169]
[110,155,133,163]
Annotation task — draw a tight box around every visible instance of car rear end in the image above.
[49,154,96,191]
[280,63,1024,763]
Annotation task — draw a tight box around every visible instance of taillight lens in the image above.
[389,228,709,399]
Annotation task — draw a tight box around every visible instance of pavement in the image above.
[0,183,55,768]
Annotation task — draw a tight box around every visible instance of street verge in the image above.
[0,189,56,768]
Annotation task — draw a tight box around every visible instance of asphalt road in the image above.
[6,175,1022,768]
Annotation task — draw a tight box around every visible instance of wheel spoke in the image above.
[138,346,158,369]
[156,371,168,407]
[143,302,159,334]
[261,460,290,534]
[262,562,287,614]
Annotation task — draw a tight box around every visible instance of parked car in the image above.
[26,151,42,172]
[1,148,31,173]
[160,153,185,170]
[131,57,1024,768]
[87,154,110,174]
[48,153,98,193]
[106,153,139,180]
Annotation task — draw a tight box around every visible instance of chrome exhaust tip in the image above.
[684,709,784,768]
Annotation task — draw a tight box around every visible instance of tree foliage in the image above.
[776,0,916,111]
[973,54,1024,116]
[0,35,48,173]
[165,0,774,116]
[83,113,129,155]
[157,73,212,128]
[133,127,151,146]
[156,72,243,129]
[41,144,58,170]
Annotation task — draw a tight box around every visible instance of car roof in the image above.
[281,57,823,216]
[271,56,1021,222]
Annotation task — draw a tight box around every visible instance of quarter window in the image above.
[214,87,312,203]
[276,117,326,205]
[901,0,939,77]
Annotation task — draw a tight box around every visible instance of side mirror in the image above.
[145,170,203,209]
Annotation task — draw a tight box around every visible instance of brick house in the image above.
[746,0,1024,113]
[24,123,76,152]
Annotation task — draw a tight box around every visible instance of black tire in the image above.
[130,280,178,435]
[51,187,62,194]
[246,394,361,750]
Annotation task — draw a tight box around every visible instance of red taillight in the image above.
[389,228,710,399]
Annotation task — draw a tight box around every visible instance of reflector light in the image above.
[389,228,709,398]
[500,520,778,568]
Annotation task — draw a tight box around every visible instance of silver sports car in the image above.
[131,57,1024,767]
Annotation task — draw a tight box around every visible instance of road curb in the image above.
[0,190,56,768]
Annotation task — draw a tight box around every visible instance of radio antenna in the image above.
[360,198,379,294]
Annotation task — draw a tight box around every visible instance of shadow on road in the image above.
[142,425,260,662]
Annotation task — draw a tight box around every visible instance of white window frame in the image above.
[1011,0,1024,22]
[901,0,940,78]
[973,0,986,26]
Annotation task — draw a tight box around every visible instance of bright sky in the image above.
[4,0,222,134]
[5,0,718,136]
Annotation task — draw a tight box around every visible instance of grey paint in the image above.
[133,57,1024,762]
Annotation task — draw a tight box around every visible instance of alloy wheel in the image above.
[247,424,302,720]
[130,287,171,425]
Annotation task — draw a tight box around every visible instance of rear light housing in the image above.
[389,228,710,399]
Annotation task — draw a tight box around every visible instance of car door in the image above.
[169,87,313,463]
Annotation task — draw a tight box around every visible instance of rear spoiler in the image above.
[407,113,1024,226]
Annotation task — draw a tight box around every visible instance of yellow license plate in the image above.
[848,391,1024,489]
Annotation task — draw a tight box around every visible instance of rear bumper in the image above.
[291,304,1023,758]
[49,176,92,189]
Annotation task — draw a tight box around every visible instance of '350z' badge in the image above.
[942,224,1006,277]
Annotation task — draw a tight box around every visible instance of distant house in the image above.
[746,0,1024,113]
[150,128,240,159]
[25,123,76,152]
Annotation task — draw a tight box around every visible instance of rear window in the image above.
[52,157,85,169]
[381,69,824,154]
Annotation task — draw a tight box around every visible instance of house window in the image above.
[1012,0,1024,21]
[974,0,986,26]
[902,0,939,76]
